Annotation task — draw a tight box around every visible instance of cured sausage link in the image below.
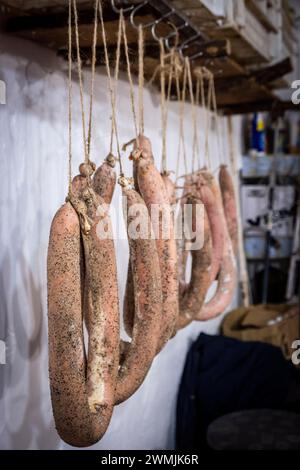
[93,154,117,204]
[176,174,196,296]
[47,202,113,447]
[219,164,238,256]
[195,227,236,320]
[123,170,178,341]
[177,198,212,329]
[73,161,120,411]
[134,135,179,351]
[196,170,225,282]
[123,155,140,340]
[161,173,176,205]
[115,187,162,404]
[196,171,237,320]
[73,184,119,413]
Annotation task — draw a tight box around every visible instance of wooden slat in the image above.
[7,16,163,49]
[222,100,300,115]
[214,58,293,93]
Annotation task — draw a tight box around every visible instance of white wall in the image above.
[0,35,240,450]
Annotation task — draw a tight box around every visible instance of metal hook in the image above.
[177,33,202,58]
[111,0,135,14]
[164,21,188,50]
[129,0,148,27]
[130,3,175,30]
[187,50,204,61]
[151,17,177,42]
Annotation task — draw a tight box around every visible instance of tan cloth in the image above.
[221,304,300,359]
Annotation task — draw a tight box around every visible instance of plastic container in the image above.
[275,155,300,176]
[242,155,273,177]
[244,230,293,259]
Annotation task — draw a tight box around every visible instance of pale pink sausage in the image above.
[196,171,225,282]
[161,173,176,205]
[176,174,197,296]
[177,198,212,329]
[219,164,238,256]
[69,184,120,413]
[195,227,236,320]
[93,155,116,204]
[196,171,237,320]
[134,135,179,351]
[115,186,162,404]
[47,202,113,447]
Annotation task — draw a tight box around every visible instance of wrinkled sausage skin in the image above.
[196,171,237,320]
[47,202,113,447]
[161,173,176,205]
[93,156,116,204]
[195,226,236,320]
[115,187,162,404]
[177,199,212,329]
[176,174,196,296]
[71,184,119,413]
[134,136,179,351]
[196,170,225,283]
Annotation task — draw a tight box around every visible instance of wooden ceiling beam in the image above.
[3,5,154,33]
[222,100,300,115]
[214,58,293,93]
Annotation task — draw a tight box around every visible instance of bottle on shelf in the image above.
[265,114,275,155]
[251,112,266,156]
[276,116,290,155]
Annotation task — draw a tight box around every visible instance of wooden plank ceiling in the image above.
[0,0,297,114]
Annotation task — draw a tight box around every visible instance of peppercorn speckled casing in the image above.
[177,198,212,329]
[78,186,120,413]
[196,170,225,283]
[176,174,196,296]
[195,225,236,320]
[47,202,114,447]
[161,173,176,205]
[115,187,162,404]
[196,171,237,320]
[135,136,179,351]
[93,159,117,204]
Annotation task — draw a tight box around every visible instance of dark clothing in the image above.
[176,333,300,450]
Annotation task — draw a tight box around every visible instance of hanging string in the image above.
[210,72,223,166]
[111,9,123,158]
[198,68,205,169]
[204,71,212,169]
[194,75,200,169]
[86,0,99,158]
[138,24,144,135]
[159,38,167,173]
[174,52,182,179]
[98,0,122,173]
[175,60,188,179]
[163,47,176,166]
[72,0,89,163]
[121,10,139,141]
[223,117,232,170]
[185,58,197,173]
[68,0,73,194]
